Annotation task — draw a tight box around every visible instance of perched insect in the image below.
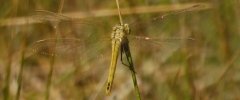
[29,3,207,99]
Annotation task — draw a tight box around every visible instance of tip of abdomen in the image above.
[106,82,112,95]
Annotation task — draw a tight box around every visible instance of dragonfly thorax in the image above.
[111,24,130,42]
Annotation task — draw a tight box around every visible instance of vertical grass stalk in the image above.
[130,68,141,100]
[45,54,56,100]
[16,1,29,99]
[45,0,65,100]
[16,47,25,100]
[115,0,141,99]
[4,1,19,99]
[3,56,12,100]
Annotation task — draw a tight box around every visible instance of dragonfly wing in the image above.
[25,36,112,97]
[29,38,82,57]
[28,37,111,60]
[128,35,193,63]
[32,10,109,27]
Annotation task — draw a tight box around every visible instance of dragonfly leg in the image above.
[121,44,136,73]
[121,42,141,99]
[120,45,131,67]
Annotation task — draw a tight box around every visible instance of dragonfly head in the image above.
[123,24,130,35]
[111,23,130,42]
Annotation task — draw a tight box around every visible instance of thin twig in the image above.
[216,49,240,84]
[45,0,65,100]
[115,0,123,25]
[15,0,29,99]
[3,0,20,99]
[16,38,26,100]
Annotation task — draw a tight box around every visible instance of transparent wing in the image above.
[29,9,113,61]
[31,9,112,36]
[128,3,208,28]
[128,35,193,63]
[25,36,112,99]
[127,3,208,39]
[32,10,101,26]
[28,37,111,61]
[28,10,122,99]
[26,5,201,98]
[124,4,203,64]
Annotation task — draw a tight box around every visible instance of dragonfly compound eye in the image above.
[123,24,130,34]
[113,26,117,31]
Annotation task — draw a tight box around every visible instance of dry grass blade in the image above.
[44,0,65,100]
[34,10,71,22]
[0,3,211,27]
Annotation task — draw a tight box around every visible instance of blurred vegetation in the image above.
[0,0,240,100]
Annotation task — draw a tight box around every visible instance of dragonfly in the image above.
[29,3,204,99]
